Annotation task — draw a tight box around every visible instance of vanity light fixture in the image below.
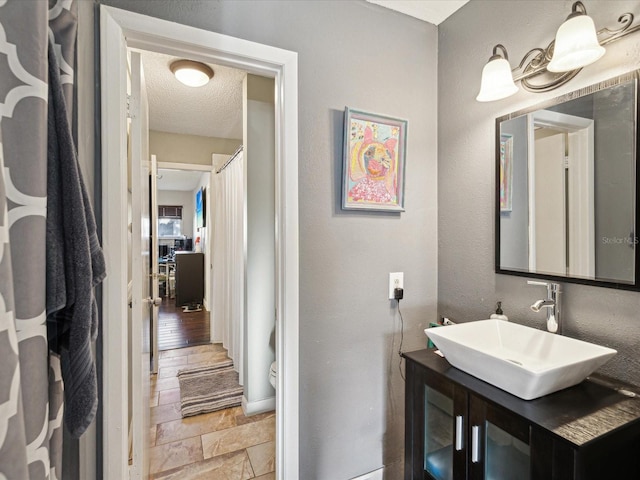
[476,45,519,102]
[547,1,605,72]
[170,60,214,87]
[476,1,640,102]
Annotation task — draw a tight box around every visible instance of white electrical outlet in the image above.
[389,272,404,299]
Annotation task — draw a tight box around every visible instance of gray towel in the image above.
[46,39,106,438]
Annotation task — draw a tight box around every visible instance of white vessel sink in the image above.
[425,319,617,400]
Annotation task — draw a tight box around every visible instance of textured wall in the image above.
[149,130,240,166]
[592,85,636,281]
[438,0,640,386]
[244,74,276,405]
[97,1,438,478]
[499,116,528,271]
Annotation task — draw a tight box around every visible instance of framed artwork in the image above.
[195,187,206,228]
[342,107,407,211]
[500,134,513,212]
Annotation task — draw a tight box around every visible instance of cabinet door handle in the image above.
[455,415,464,451]
[471,425,481,463]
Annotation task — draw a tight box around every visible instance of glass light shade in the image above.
[548,15,605,72]
[476,57,519,102]
[170,60,214,87]
[174,67,211,87]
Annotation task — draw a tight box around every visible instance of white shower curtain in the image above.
[212,151,245,385]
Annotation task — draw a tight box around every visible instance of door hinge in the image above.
[126,94,134,119]
[564,155,569,169]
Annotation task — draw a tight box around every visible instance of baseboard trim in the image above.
[241,395,276,416]
[351,467,384,480]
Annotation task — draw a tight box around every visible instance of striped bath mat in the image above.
[177,359,243,417]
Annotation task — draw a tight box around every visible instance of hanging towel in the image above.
[46,38,106,438]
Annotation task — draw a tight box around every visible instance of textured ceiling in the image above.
[141,50,246,139]
[157,169,206,192]
[366,0,469,25]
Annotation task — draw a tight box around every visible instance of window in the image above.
[158,205,183,237]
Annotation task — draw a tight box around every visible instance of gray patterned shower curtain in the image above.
[0,1,83,479]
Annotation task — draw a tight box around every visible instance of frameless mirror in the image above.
[496,71,640,289]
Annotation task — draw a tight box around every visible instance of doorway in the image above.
[100,6,299,480]
[156,168,211,351]
[141,50,274,477]
[527,109,595,277]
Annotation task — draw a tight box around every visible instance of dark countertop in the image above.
[403,348,640,447]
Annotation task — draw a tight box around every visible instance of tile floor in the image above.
[150,343,275,479]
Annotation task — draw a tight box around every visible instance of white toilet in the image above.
[269,361,277,389]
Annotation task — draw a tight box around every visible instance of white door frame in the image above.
[129,50,152,478]
[527,109,594,275]
[100,6,299,479]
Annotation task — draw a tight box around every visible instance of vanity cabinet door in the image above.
[468,395,531,480]
[405,360,468,480]
[405,350,640,480]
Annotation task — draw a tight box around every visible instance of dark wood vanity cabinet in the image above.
[404,349,640,480]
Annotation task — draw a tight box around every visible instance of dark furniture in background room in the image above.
[174,252,204,307]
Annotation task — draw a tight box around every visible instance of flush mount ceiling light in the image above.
[170,60,214,87]
[476,1,640,102]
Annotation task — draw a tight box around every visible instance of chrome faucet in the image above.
[527,280,561,333]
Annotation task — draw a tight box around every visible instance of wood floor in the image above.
[158,297,210,351]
